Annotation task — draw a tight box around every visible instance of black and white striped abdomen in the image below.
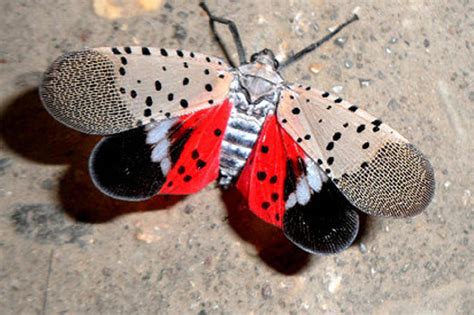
[219,105,265,186]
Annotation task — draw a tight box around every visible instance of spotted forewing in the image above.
[40,47,233,135]
[277,85,434,217]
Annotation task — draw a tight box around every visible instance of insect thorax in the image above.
[219,63,284,186]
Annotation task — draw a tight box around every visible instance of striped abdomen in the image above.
[219,105,265,186]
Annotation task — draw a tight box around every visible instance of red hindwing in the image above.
[236,115,306,228]
[159,100,232,194]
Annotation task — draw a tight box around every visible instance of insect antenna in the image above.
[199,1,247,67]
[279,14,359,69]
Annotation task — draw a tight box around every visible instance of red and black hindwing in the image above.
[89,100,232,200]
[236,114,360,254]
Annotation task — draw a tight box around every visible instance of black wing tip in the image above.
[88,128,165,201]
[88,147,156,202]
[282,181,360,255]
[283,209,359,255]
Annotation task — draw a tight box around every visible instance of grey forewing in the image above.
[219,63,285,186]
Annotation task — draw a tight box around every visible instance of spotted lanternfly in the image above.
[39,2,435,254]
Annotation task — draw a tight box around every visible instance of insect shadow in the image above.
[1,88,372,272]
[2,90,311,273]
[0,88,185,223]
[222,187,373,274]
[222,187,312,274]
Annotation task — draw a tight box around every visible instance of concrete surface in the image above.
[0,0,472,314]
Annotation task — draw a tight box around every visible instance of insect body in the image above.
[220,49,283,185]
[39,2,435,255]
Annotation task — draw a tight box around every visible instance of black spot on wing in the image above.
[145,96,153,106]
[372,119,382,126]
[283,180,359,255]
[269,175,278,184]
[291,107,301,115]
[155,80,162,91]
[257,171,267,181]
[180,99,188,108]
[89,127,165,201]
[348,105,358,112]
[196,159,206,169]
[142,47,151,55]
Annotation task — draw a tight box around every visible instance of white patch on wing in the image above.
[160,157,171,175]
[146,119,175,144]
[146,118,178,174]
[151,139,170,162]
[306,159,323,192]
[319,167,329,183]
[286,193,297,209]
[285,158,331,210]
[296,178,311,205]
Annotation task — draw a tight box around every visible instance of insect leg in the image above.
[199,1,247,66]
[279,14,359,69]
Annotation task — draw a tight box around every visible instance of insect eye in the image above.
[274,59,280,69]
[250,53,258,62]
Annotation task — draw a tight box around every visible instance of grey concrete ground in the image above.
[0,0,472,314]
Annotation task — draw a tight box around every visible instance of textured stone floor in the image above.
[0,0,472,314]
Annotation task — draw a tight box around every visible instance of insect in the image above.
[39,2,435,255]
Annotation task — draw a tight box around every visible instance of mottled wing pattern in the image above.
[237,115,359,254]
[89,101,232,200]
[277,85,435,217]
[40,47,233,135]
